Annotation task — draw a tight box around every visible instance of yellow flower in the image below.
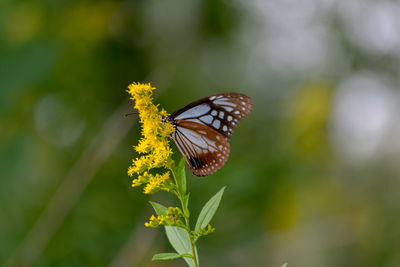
[143,172,171,194]
[145,214,166,228]
[127,82,175,194]
[144,207,185,228]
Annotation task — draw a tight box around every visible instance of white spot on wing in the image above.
[211,110,217,116]
[200,115,213,124]
[213,100,237,107]
[227,115,232,121]
[223,126,228,131]
[224,107,234,112]
[219,111,224,119]
[194,146,202,154]
[175,104,211,119]
[178,127,208,147]
[207,139,216,147]
[212,119,221,129]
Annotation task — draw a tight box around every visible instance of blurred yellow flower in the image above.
[5,3,42,45]
[127,82,175,194]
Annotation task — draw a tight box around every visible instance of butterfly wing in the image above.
[172,119,230,176]
[170,93,252,138]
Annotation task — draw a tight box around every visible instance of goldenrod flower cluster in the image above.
[145,207,184,228]
[127,82,175,194]
[145,215,166,228]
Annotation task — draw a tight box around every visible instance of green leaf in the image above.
[152,252,181,261]
[195,186,226,232]
[149,201,167,216]
[165,226,196,267]
[281,263,288,267]
[175,156,187,195]
[183,193,190,218]
[152,252,191,261]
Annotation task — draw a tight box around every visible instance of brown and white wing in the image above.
[170,93,252,138]
[171,119,230,176]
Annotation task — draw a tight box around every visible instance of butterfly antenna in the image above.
[125,112,138,117]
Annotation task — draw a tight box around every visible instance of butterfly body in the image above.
[168,93,252,176]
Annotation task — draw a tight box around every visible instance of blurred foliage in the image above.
[1,0,400,266]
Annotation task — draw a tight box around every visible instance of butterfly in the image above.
[165,93,252,176]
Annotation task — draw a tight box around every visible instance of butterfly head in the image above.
[161,115,177,128]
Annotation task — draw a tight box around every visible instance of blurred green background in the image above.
[2,0,400,266]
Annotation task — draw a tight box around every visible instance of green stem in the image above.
[171,168,198,267]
